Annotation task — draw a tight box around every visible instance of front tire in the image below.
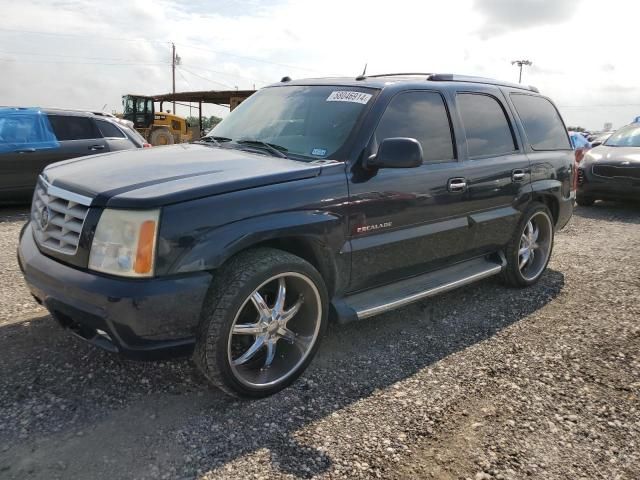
[194,248,328,398]
[502,203,554,287]
[150,128,175,146]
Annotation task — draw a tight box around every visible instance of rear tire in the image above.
[576,194,595,207]
[194,248,328,398]
[150,128,174,146]
[502,203,554,288]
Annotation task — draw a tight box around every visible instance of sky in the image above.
[0,0,638,130]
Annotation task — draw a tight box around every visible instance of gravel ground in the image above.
[0,201,638,480]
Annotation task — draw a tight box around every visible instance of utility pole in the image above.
[511,59,532,84]
[171,42,176,114]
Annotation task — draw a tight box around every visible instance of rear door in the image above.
[450,89,531,257]
[94,118,137,151]
[42,114,110,170]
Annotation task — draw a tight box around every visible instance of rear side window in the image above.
[375,91,455,163]
[457,93,517,157]
[96,119,126,138]
[510,94,571,150]
[47,115,99,141]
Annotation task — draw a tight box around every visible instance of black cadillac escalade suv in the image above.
[18,74,574,397]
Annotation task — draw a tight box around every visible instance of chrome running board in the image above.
[336,256,505,322]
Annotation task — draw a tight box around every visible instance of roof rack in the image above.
[428,74,539,93]
[358,72,433,79]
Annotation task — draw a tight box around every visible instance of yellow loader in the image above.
[121,95,192,146]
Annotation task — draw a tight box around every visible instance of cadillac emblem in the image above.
[39,205,51,230]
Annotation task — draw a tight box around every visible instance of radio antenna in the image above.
[361,63,368,76]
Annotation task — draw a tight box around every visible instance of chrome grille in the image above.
[31,177,92,255]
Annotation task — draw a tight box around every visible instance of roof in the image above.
[150,89,257,105]
[280,73,539,93]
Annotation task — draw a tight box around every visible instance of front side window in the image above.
[604,124,640,147]
[47,115,99,141]
[207,85,376,160]
[511,94,571,150]
[457,93,517,157]
[374,91,455,163]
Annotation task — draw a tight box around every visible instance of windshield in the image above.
[604,124,640,147]
[206,85,376,159]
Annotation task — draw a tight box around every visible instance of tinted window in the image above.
[210,85,373,159]
[457,93,516,157]
[47,115,99,141]
[604,124,640,147]
[375,91,454,163]
[510,94,570,150]
[96,119,126,138]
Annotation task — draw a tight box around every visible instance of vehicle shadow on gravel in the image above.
[0,268,565,479]
[574,200,640,223]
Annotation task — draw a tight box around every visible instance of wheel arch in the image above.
[531,192,559,227]
[163,211,348,297]
[246,237,339,297]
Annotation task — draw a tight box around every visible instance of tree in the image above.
[186,115,222,132]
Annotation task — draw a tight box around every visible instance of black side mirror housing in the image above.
[366,137,423,169]
[590,141,602,147]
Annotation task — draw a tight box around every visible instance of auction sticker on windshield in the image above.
[326,91,372,104]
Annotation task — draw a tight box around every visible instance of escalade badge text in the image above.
[356,221,392,234]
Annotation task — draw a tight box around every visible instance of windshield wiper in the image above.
[236,139,289,159]
[195,135,233,146]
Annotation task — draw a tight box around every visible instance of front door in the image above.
[347,90,473,293]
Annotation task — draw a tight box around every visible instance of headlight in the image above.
[88,209,160,277]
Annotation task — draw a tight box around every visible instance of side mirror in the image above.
[590,141,602,147]
[366,137,423,169]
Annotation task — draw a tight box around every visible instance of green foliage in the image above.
[567,126,586,132]
[186,115,222,131]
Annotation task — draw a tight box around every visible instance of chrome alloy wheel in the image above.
[518,211,553,281]
[228,272,322,388]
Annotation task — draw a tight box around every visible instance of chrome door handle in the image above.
[89,145,105,151]
[448,177,467,193]
[512,169,526,182]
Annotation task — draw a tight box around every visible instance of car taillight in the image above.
[143,143,152,148]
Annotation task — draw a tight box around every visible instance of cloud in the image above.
[0,0,638,130]
[473,0,580,37]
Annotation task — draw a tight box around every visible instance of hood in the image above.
[584,145,640,166]
[43,144,323,208]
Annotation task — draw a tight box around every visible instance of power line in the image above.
[0,27,168,46]
[177,66,234,89]
[0,49,147,63]
[181,63,270,85]
[0,57,168,67]
[558,104,640,108]
[0,27,328,76]
[174,42,325,74]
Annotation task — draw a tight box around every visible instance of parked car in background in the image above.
[18,73,574,397]
[569,131,591,163]
[577,123,640,206]
[0,107,144,203]
[589,131,615,147]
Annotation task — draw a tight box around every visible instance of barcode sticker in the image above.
[326,91,372,104]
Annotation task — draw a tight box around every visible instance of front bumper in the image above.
[18,224,212,359]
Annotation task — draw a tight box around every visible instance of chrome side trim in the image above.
[40,176,93,206]
[356,264,503,319]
